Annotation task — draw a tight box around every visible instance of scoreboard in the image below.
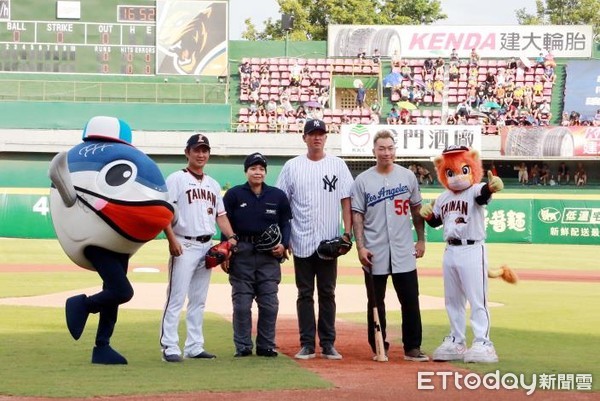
[0,0,228,76]
[0,4,156,74]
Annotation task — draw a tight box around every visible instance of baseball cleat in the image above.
[463,341,499,363]
[65,294,89,340]
[432,336,467,361]
[92,345,128,365]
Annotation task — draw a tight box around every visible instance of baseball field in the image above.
[0,238,598,401]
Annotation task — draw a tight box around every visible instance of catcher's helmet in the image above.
[254,224,282,252]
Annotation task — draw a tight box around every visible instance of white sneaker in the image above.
[463,341,499,363]
[432,336,467,361]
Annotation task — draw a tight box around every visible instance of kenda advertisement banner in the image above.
[499,126,600,157]
[340,124,482,157]
[328,25,593,59]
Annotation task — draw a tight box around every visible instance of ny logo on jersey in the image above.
[322,174,338,192]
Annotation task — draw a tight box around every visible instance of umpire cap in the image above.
[304,119,327,135]
[244,152,267,172]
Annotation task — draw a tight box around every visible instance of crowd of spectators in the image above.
[510,161,588,186]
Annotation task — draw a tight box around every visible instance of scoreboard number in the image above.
[117,5,156,23]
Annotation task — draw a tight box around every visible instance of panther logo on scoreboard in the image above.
[0,0,10,21]
[156,0,227,76]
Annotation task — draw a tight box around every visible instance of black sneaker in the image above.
[294,346,316,360]
[256,348,278,357]
[186,351,216,359]
[404,348,429,362]
[322,346,343,360]
[234,349,252,357]
[162,351,183,363]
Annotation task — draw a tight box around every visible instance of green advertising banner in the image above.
[1,191,599,245]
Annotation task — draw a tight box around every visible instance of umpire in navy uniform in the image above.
[222,152,292,357]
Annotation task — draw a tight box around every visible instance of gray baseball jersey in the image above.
[276,154,353,258]
[432,183,488,241]
[351,164,422,274]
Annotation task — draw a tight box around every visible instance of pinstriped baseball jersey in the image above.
[351,164,422,274]
[276,154,353,258]
[432,182,488,241]
[166,169,225,237]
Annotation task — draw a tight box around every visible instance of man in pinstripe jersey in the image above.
[276,119,353,360]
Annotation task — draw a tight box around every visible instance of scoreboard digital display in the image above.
[0,0,229,76]
[0,3,156,75]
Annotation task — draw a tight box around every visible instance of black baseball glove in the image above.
[316,234,352,260]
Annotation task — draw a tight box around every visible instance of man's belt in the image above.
[183,235,212,243]
[447,239,476,246]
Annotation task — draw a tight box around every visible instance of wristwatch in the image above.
[343,232,352,240]
[227,234,239,241]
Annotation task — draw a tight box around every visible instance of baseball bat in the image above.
[364,266,388,362]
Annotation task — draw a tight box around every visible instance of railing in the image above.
[0,80,227,104]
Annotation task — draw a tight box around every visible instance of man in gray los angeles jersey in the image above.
[351,129,429,362]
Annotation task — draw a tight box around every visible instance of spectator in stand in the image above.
[317,87,330,109]
[399,108,411,125]
[369,113,380,124]
[434,56,445,74]
[448,64,459,83]
[248,112,258,133]
[387,108,399,125]
[433,79,444,96]
[446,113,457,125]
[372,49,381,65]
[423,58,434,76]
[544,51,556,68]
[356,81,366,109]
[542,65,556,85]
[280,95,294,116]
[539,164,552,186]
[249,76,261,103]
[416,164,433,185]
[400,64,413,81]
[456,99,471,119]
[236,122,248,133]
[535,100,552,125]
[516,162,529,185]
[449,48,459,65]
[574,163,587,186]
[341,113,351,125]
[256,98,267,118]
[357,48,367,61]
[560,112,571,126]
[413,86,424,107]
[569,111,581,125]
[266,97,277,115]
[239,61,252,83]
[533,77,544,97]
[469,48,480,67]
[295,105,307,126]
[506,57,518,75]
[391,50,402,68]
[594,109,600,127]
[535,52,545,67]
[290,62,302,87]
[259,60,270,80]
[400,85,410,101]
[276,110,289,133]
[557,162,570,185]
[370,99,382,117]
[530,164,540,185]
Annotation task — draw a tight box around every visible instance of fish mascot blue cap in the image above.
[82,116,132,144]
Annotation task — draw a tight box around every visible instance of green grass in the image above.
[343,277,600,389]
[1,239,598,395]
[0,307,329,397]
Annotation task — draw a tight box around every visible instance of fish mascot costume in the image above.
[419,145,516,363]
[48,116,174,364]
